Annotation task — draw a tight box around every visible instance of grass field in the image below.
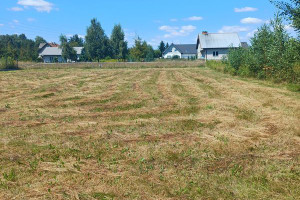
[0,65,299,199]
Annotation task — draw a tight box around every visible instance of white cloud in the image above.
[159,25,196,38]
[9,7,24,11]
[27,18,35,22]
[284,24,294,31]
[241,17,264,24]
[13,20,19,23]
[234,7,258,13]
[170,18,178,22]
[18,0,54,13]
[185,16,203,21]
[246,29,258,38]
[218,26,249,33]
[159,25,179,32]
[148,37,163,47]
[0,24,4,27]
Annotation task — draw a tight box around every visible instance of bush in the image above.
[0,57,19,70]
[237,66,251,77]
[206,60,226,72]
[172,55,180,60]
[36,57,44,63]
[224,15,300,84]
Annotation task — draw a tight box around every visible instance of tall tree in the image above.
[271,0,300,34]
[60,34,77,62]
[69,34,84,47]
[35,36,47,48]
[85,18,109,61]
[129,37,148,61]
[110,24,128,60]
[166,43,169,49]
[145,45,155,61]
[158,41,166,57]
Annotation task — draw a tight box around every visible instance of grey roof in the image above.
[163,44,197,55]
[38,43,47,49]
[173,44,197,54]
[40,47,83,56]
[198,33,241,49]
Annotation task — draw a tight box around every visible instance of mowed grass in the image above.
[0,66,299,199]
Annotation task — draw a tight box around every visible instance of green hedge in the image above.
[0,57,19,70]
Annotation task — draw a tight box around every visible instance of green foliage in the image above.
[166,42,169,49]
[206,60,226,72]
[271,0,300,34]
[69,34,84,47]
[3,168,17,182]
[34,36,47,48]
[0,34,38,61]
[60,35,78,62]
[85,18,110,61]
[129,37,149,61]
[172,55,180,60]
[158,41,166,57]
[225,14,300,83]
[154,49,161,58]
[0,57,19,70]
[145,45,155,62]
[110,24,128,60]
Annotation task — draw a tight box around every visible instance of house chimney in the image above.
[202,31,208,35]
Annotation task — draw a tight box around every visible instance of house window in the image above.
[213,51,219,57]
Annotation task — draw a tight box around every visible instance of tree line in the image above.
[60,18,170,62]
[0,18,170,64]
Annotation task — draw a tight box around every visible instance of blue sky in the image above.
[0,0,295,47]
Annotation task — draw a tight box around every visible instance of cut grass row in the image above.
[0,66,299,199]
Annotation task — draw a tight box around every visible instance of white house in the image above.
[196,32,241,60]
[162,44,197,59]
[38,43,83,63]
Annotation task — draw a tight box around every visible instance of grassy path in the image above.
[0,67,299,199]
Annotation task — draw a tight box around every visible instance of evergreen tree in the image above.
[166,43,169,49]
[110,24,128,60]
[85,18,109,61]
[158,41,166,57]
[129,37,148,61]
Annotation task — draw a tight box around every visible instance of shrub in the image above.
[224,14,299,84]
[0,57,19,70]
[206,60,226,72]
[237,65,251,77]
[172,55,180,60]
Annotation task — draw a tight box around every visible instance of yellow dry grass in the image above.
[0,65,299,199]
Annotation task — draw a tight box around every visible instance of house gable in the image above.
[162,43,177,55]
